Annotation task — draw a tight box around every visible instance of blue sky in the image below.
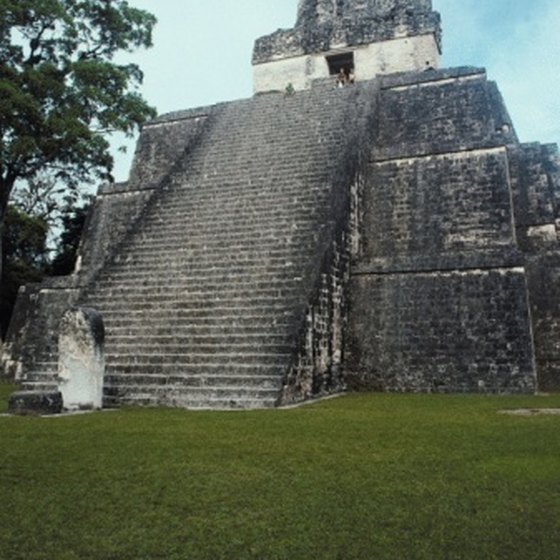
[111,0,559,181]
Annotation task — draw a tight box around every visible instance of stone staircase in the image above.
[20,360,59,392]
[66,82,374,409]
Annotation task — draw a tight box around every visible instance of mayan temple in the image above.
[2,0,560,410]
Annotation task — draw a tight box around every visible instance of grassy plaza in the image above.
[1,383,559,559]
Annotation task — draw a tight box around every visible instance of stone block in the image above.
[345,269,537,393]
[362,148,515,262]
[58,307,105,411]
[373,76,514,159]
[8,391,63,416]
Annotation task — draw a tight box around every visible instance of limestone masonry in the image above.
[2,0,559,409]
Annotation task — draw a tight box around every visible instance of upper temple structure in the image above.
[2,0,559,410]
[253,0,441,92]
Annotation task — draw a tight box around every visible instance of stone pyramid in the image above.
[3,0,559,409]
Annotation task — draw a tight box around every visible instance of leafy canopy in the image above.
[0,205,48,336]
[0,0,157,201]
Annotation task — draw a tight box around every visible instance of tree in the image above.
[11,171,81,227]
[0,0,157,279]
[0,205,48,337]
[48,196,91,276]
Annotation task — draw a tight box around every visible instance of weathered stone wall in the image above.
[253,34,440,93]
[508,143,559,252]
[128,109,210,189]
[282,232,350,404]
[296,0,434,26]
[254,0,441,65]
[280,171,370,405]
[344,68,537,394]
[1,281,79,383]
[363,149,515,259]
[525,255,560,392]
[374,68,516,159]
[253,0,441,93]
[76,187,155,280]
[509,143,560,391]
[345,269,535,392]
[280,79,377,405]
[77,110,211,280]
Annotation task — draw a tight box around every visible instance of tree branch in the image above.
[0,169,17,218]
[24,21,54,66]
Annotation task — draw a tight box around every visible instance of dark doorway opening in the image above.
[326,52,355,77]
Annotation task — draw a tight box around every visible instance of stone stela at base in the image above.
[58,307,105,411]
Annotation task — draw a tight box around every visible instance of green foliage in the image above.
[0,393,560,559]
[2,205,48,267]
[0,205,47,336]
[12,172,86,227]
[0,0,157,269]
[48,197,91,276]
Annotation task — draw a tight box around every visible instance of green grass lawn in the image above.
[1,383,559,560]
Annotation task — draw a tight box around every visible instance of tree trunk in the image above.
[0,175,17,284]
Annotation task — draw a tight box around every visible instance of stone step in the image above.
[107,345,292,367]
[111,250,313,267]
[102,394,279,410]
[146,196,324,213]
[105,343,293,355]
[152,189,329,210]
[104,373,282,389]
[85,294,300,308]
[91,303,299,318]
[91,277,303,293]
[105,324,293,337]
[140,213,325,233]
[141,211,326,228]
[105,363,286,376]
[97,258,308,275]
[104,384,280,401]
[124,235,317,253]
[103,313,296,326]
[31,361,58,370]
[103,254,309,268]
[107,351,291,366]
[85,297,301,314]
[130,228,319,244]
[116,241,320,261]
[106,333,291,346]
[85,279,305,297]
[143,206,327,227]
[126,221,321,241]
[126,237,319,252]
[91,285,304,301]
[21,381,58,392]
[101,323,297,337]
[87,284,302,300]
[94,270,308,286]
[149,187,329,207]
